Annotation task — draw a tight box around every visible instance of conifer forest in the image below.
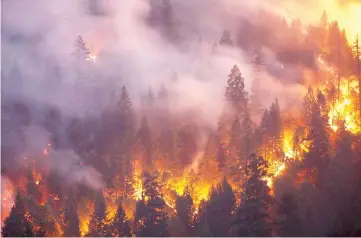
[2,0,361,237]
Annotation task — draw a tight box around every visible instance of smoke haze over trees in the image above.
[2,0,361,237]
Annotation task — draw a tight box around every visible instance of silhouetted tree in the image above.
[225,65,249,118]
[220,30,233,46]
[303,85,317,125]
[87,193,107,237]
[136,172,169,237]
[232,154,273,236]
[136,117,153,169]
[304,92,330,187]
[205,178,235,236]
[276,192,303,236]
[175,193,194,236]
[73,35,90,61]
[2,192,32,237]
[111,202,132,237]
[63,196,80,237]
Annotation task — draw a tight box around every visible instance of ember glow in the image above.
[2,0,361,237]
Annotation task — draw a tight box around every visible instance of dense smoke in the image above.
[1,0,314,118]
[1,0,342,190]
[3,0,361,237]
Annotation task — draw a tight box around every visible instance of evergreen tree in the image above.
[136,117,153,169]
[232,154,273,236]
[115,85,135,195]
[225,65,249,118]
[111,202,132,237]
[352,35,361,120]
[323,126,355,235]
[175,193,194,236]
[268,98,282,138]
[205,178,235,236]
[87,193,107,237]
[241,107,253,163]
[157,128,178,174]
[2,192,32,237]
[276,192,303,236]
[73,35,90,61]
[194,201,212,237]
[220,30,234,46]
[117,85,133,116]
[317,90,328,119]
[26,171,42,203]
[216,143,227,171]
[268,99,283,158]
[250,47,265,117]
[176,125,197,168]
[229,117,241,160]
[304,93,330,187]
[63,196,80,237]
[303,85,317,125]
[136,172,169,237]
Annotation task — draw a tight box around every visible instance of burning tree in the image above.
[2,192,33,237]
[110,202,132,237]
[231,154,273,236]
[135,172,169,237]
[86,193,108,237]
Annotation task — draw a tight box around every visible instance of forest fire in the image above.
[283,129,296,159]
[327,79,360,133]
[79,199,95,237]
[2,0,361,237]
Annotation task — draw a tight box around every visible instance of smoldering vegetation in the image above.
[2,0,361,237]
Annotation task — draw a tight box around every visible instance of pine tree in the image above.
[111,202,132,237]
[323,126,355,235]
[275,192,303,236]
[352,35,361,120]
[216,143,227,172]
[317,90,328,119]
[63,196,80,237]
[117,85,133,116]
[194,201,212,237]
[220,30,233,46]
[268,98,282,138]
[303,85,317,126]
[175,193,194,236]
[157,128,178,174]
[250,47,265,117]
[268,99,283,158]
[87,193,107,237]
[241,107,253,163]
[2,192,32,237]
[26,171,42,203]
[205,178,235,236]
[304,93,330,187]
[73,35,90,61]
[136,117,153,169]
[230,117,241,153]
[232,154,273,236]
[136,172,169,237]
[116,85,135,195]
[225,65,249,118]
[176,125,197,168]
